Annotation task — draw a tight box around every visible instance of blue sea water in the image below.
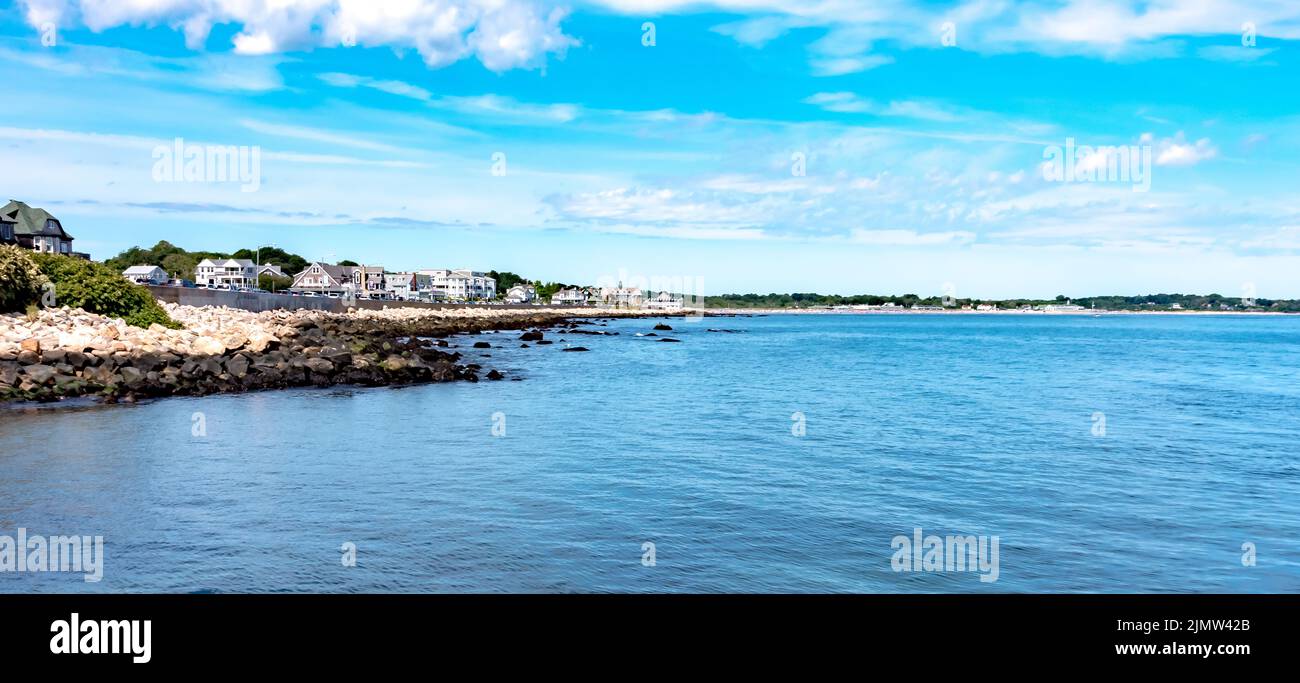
[2,313,1298,593]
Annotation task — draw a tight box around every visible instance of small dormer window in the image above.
[47,219,58,230]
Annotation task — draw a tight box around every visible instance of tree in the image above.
[31,253,180,329]
[489,270,527,291]
[258,273,294,292]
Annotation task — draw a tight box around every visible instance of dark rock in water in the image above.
[435,340,449,347]
[473,341,491,349]
[657,338,681,343]
[510,377,523,381]
[519,331,544,342]
[536,340,553,345]
[645,333,657,337]
[466,363,482,370]
[520,343,530,348]
[653,323,673,331]
[707,329,742,333]
[561,347,589,352]
[487,369,504,380]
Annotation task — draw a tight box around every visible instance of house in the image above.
[504,284,536,304]
[122,265,169,285]
[384,272,425,301]
[418,269,496,301]
[352,265,386,294]
[550,288,588,306]
[195,258,257,288]
[412,273,435,301]
[257,264,286,279]
[600,285,643,309]
[644,291,683,311]
[1,199,86,258]
[291,262,359,295]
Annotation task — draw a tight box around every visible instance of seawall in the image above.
[146,285,570,314]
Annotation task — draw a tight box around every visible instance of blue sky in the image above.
[2,1,1300,298]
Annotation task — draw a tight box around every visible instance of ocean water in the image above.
[2,313,1298,593]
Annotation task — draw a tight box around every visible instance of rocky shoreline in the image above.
[0,303,673,404]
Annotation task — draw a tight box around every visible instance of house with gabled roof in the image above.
[123,265,169,285]
[291,262,359,295]
[195,258,257,288]
[1,199,84,257]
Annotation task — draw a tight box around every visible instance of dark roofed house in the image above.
[290,262,360,295]
[1,199,86,258]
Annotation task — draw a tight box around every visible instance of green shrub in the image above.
[0,244,49,313]
[29,253,181,329]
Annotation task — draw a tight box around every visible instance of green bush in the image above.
[0,245,49,313]
[29,253,181,329]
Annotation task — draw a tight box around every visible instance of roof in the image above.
[123,265,165,275]
[1,200,72,239]
[197,258,256,268]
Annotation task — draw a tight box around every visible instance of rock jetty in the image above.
[0,303,663,403]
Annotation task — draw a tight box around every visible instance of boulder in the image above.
[225,354,252,378]
[561,347,590,352]
[653,323,673,331]
[119,366,146,387]
[20,338,40,354]
[473,341,491,349]
[304,357,334,374]
[519,331,544,342]
[193,337,226,356]
[21,364,57,384]
[0,363,20,386]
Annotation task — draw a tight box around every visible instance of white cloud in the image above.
[1154,132,1218,166]
[803,93,965,122]
[596,0,1300,61]
[20,0,578,72]
[0,43,284,92]
[809,54,894,76]
[239,119,408,154]
[848,229,976,246]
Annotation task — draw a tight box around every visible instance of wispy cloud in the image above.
[19,0,579,71]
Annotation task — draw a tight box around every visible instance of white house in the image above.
[644,291,684,311]
[504,284,536,303]
[195,258,257,288]
[418,269,496,301]
[122,265,169,285]
[551,288,588,306]
[384,271,421,300]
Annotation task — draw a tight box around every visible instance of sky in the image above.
[2,0,1300,298]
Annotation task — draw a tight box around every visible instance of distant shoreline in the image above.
[704,308,1297,316]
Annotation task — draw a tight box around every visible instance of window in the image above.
[60,241,70,254]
